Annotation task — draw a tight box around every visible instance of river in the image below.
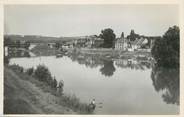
[9,53,179,114]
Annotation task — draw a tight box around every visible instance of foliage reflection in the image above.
[151,64,179,105]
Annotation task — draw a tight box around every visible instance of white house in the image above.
[47,43,55,48]
[128,37,149,51]
[115,37,128,51]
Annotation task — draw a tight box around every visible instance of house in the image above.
[86,38,93,48]
[62,45,69,50]
[115,38,124,50]
[65,41,74,48]
[61,41,74,49]
[90,37,104,48]
[4,46,8,56]
[74,39,87,48]
[114,36,150,52]
[74,36,104,48]
[47,43,55,48]
[20,40,26,44]
[115,37,128,51]
[128,37,149,51]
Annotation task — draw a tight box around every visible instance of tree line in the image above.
[4,37,30,49]
[151,26,179,68]
[99,26,179,68]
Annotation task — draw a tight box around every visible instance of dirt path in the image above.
[4,67,75,114]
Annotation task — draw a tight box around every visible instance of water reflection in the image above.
[68,53,179,105]
[68,53,152,77]
[151,65,179,105]
[68,54,104,68]
[100,60,115,77]
[8,54,179,114]
[115,58,152,70]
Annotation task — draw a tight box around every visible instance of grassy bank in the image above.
[4,65,92,114]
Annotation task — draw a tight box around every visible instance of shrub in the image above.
[59,94,90,114]
[4,56,10,65]
[9,64,24,73]
[34,65,52,82]
[34,65,59,91]
[26,67,34,76]
[51,77,57,89]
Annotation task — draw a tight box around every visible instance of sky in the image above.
[4,5,179,37]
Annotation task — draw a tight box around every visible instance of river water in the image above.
[9,53,179,114]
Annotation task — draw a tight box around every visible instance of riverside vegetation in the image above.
[4,63,93,114]
[151,26,179,68]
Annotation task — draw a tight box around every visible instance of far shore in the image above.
[28,43,152,59]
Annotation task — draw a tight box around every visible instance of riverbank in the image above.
[4,65,91,114]
[68,48,151,60]
[30,43,60,56]
[30,44,151,59]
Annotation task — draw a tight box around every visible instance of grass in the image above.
[59,94,91,114]
[4,98,37,114]
[6,64,93,114]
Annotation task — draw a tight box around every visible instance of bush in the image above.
[9,64,24,73]
[59,94,90,114]
[51,77,57,89]
[34,65,59,91]
[34,65,52,82]
[26,67,34,76]
[4,56,10,65]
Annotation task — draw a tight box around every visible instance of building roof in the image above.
[131,38,146,46]
[115,37,128,43]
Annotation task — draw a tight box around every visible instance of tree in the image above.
[151,26,179,68]
[99,28,116,48]
[100,60,116,77]
[127,29,140,41]
[52,77,57,89]
[55,42,60,49]
[4,36,12,46]
[26,67,34,75]
[151,65,179,105]
[34,65,52,82]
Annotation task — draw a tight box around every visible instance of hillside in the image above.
[4,35,90,43]
[4,66,76,114]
